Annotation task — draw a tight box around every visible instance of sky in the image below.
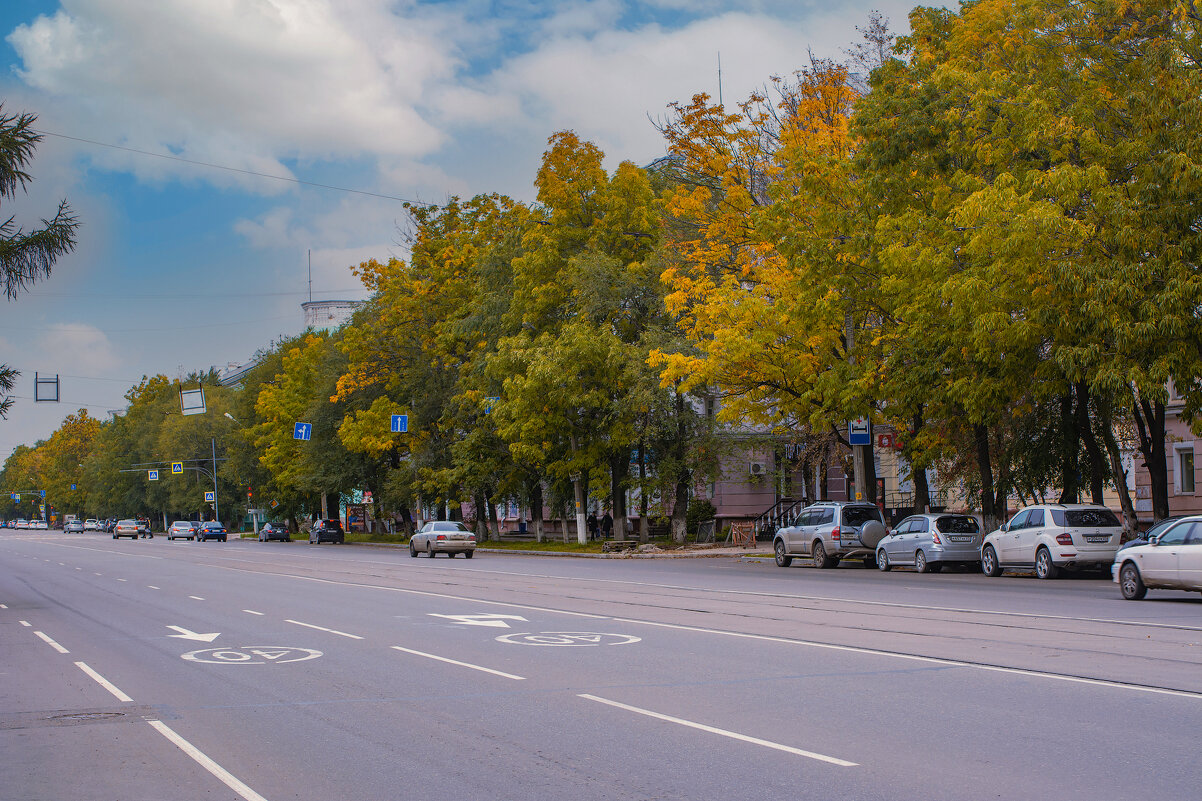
[0,0,923,462]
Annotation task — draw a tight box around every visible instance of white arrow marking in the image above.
[428,613,528,628]
[166,625,221,642]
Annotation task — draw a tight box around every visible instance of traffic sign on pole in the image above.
[204,491,216,503]
[390,414,408,433]
[171,462,183,475]
[848,417,871,446]
[294,422,312,441]
[148,470,159,481]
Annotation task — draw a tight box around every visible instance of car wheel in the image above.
[774,540,792,567]
[409,542,418,557]
[447,552,456,558]
[1119,562,1147,600]
[427,543,436,557]
[1034,547,1059,579]
[811,540,836,569]
[981,546,1002,577]
[915,550,929,573]
[464,550,474,559]
[876,549,891,571]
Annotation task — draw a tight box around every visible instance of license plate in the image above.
[1086,536,1110,543]
[949,536,974,543]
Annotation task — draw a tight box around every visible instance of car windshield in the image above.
[841,506,882,527]
[936,515,979,533]
[1052,508,1121,527]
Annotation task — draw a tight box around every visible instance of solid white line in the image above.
[147,719,269,801]
[609,617,1202,700]
[285,619,363,640]
[243,609,265,616]
[189,596,205,601]
[390,645,525,680]
[579,694,857,766]
[34,630,70,654]
[75,661,133,702]
[19,620,31,627]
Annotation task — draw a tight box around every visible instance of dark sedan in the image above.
[309,519,344,544]
[258,522,291,542]
[197,522,228,542]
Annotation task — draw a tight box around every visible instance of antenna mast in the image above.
[718,51,723,107]
[308,249,312,303]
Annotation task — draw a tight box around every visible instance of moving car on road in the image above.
[197,522,227,542]
[409,520,476,558]
[981,503,1123,579]
[64,519,85,533]
[167,521,197,540]
[258,522,291,542]
[773,502,888,568]
[876,513,982,573]
[84,518,100,531]
[309,519,344,544]
[113,519,140,539]
[1113,515,1202,600]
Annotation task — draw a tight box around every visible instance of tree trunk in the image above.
[909,411,930,512]
[637,441,649,543]
[671,471,689,544]
[530,479,544,543]
[1096,395,1137,536]
[1134,396,1170,520]
[974,423,998,530]
[1057,391,1080,504]
[610,451,629,540]
[488,496,501,541]
[473,492,488,541]
[1075,382,1107,504]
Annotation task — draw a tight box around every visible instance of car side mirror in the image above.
[1147,534,1160,546]
[1000,523,1009,532]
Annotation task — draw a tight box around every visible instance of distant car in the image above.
[876,513,983,573]
[981,503,1123,579]
[197,522,228,542]
[84,518,100,531]
[64,519,85,533]
[167,521,197,541]
[410,520,476,558]
[113,519,140,539]
[309,519,344,544]
[258,522,290,542]
[31,519,48,530]
[1113,515,1202,600]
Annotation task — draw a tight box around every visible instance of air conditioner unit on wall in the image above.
[749,462,767,476]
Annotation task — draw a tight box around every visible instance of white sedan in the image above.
[1113,515,1202,599]
[409,521,476,558]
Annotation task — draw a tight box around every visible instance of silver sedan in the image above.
[409,521,477,558]
[877,513,983,573]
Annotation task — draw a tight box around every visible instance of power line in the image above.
[0,313,298,334]
[34,128,437,206]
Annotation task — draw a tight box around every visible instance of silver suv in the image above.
[774,501,888,568]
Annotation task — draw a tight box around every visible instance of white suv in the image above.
[774,501,888,568]
[981,503,1123,579]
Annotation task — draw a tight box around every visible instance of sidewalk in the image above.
[475,543,774,559]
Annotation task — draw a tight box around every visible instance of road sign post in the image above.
[149,470,159,481]
[294,422,312,441]
[171,462,183,475]
[390,414,408,433]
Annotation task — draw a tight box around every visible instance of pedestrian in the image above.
[587,512,598,541]
[600,511,612,540]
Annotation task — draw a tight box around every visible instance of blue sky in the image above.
[0,0,921,460]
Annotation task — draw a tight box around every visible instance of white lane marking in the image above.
[579,693,857,767]
[243,609,265,616]
[0,603,7,608]
[94,572,102,576]
[610,617,1202,700]
[166,625,221,642]
[148,585,160,590]
[189,596,205,601]
[117,578,128,582]
[19,620,31,627]
[285,619,363,640]
[34,630,70,654]
[429,613,528,628]
[75,662,133,702]
[390,645,525,680]
[75,567,81,570]
[147,719,269,801]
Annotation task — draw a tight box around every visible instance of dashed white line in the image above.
[243,610,265,616]
[189,596,205,601]
[390,645,525,680]
[578,694,856,766]
[285,619,363,639]
[93,572,102,576]
[34,630,70,654]
[0,603,7,609]
[19,620,31,627]
[75,661,133,702]
[147,719,269,801]
[117,578,128,582]
[148,585,160,590]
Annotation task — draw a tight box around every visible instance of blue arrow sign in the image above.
[70,484,77,491]
[390,414,408,433]
[294,422,312,441]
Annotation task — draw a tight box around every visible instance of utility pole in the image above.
[211,437,219,522]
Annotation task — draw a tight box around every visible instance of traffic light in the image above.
[247,487,253,500]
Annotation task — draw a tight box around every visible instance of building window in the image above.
[1179,449,1196,494]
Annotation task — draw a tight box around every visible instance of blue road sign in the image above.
[390,414,408,433]
[39,490,46,498]
[294,422,312,441]
[204,491,216,502]
[148,470,159,481]
[10,493,17,502]
[848,417,871,446]
[171,462,183,474]
[70,484,77,491]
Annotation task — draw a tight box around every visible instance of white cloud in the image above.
[40,323,120,373]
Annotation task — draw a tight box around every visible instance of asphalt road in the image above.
[3,530,1201,801]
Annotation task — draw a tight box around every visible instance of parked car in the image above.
[1113,515,1202,600]
[876,513,983,573]
[197,522,228,542]
[981,503,1123,579]
[1118,516,1186,552]
[309,519,344,544]
[167,521,198,540]
[410,520,476,557]
[258,522,291,542]
[773,501,889,568]
[64,519,85,533]
[113,519,140,539]
[31,519,48,530]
